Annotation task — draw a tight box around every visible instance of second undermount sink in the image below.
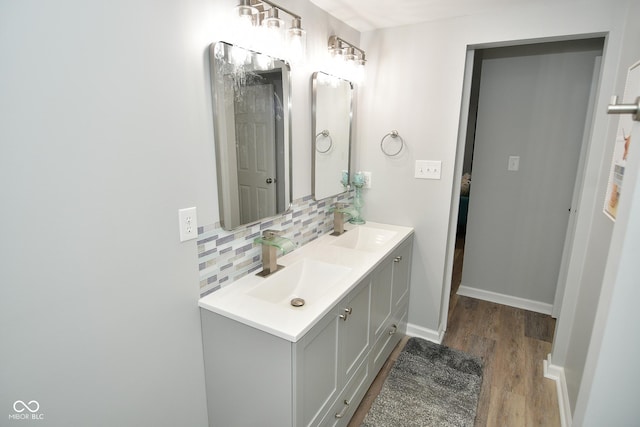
[331,225,398,251]
[246,259,352,305]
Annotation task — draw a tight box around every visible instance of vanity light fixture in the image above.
[328,35,366,84]
[233,0,306,64]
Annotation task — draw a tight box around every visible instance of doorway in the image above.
[447,38,605,325]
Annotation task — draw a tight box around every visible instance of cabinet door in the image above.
[370,260,393,341]
[339,281,371,383]
[391,238,412,311]
[294,306,341,427]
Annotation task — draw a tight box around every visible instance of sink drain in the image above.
[290,297,305,307]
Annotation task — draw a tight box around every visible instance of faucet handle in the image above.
[262,229,283,238]
[330,202,348,212]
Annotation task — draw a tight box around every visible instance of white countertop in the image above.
[198,221,414,342]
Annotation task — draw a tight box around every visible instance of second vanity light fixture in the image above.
[234,0,306,64]
[328,35,366,84]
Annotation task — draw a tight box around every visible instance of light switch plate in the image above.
[178,207,198,242]
[415,160,442,180]
[508,156,520,171]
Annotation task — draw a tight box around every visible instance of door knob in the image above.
[266,178,274,184]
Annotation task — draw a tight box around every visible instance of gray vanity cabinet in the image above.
[200,234,413,427]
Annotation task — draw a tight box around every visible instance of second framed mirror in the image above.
[312,71,353,201]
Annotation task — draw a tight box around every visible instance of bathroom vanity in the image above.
[199,222,413,427]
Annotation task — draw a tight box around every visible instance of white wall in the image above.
[0,0,357,425]
[571,2,640,423]
[574,119,640,426]
[358,0,632,338]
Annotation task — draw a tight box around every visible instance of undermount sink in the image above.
[246,259,352,305]
[331,225,398,251]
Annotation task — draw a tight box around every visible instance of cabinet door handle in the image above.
[339,307,352,321]
[394,256,402,263]
[334,399,350,419]
[389,324,398,335]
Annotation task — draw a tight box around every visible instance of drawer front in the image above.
[371,305,408,375]
[319,358,370,427]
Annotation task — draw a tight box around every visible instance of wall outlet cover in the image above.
[178,207,198,242]
[362,171,372,189]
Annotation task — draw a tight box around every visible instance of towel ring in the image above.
[315,130,333,153]
[380,130,404,157]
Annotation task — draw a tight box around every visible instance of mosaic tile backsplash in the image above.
[197,193,353,297]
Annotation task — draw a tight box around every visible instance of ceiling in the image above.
[310,0,565,32]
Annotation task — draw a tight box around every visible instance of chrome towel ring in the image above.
[380,130,404,157]
[315,130,333,153]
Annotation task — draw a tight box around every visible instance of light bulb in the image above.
[233,1,257,49]
[255,53,273,70]
[354,59,365,85]
[287,18,306,65]
[231,45,250,66]
[260,8,285,58]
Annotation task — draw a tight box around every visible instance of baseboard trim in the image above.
[457,285,553,315]
[406,323,444,344]
[544,354,572,427]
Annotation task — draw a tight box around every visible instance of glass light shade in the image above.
[255,53,273,70]
[233,8,256,50]
[354,59,365,85]
[230,45,250,66]
[262,7,284,31]
[287,26,306,65]
[262,16,284,29]
[260,9,285,59]
[235,3,257,18]
[344,47,357,62]
[329,48,345,76]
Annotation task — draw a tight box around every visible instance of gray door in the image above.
[461,40,604,307]
[235,83,277,225]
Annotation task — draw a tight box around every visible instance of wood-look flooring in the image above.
[348,237,560,427]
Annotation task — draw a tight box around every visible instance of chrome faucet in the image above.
[330,203,357,236]
[254,230,296,277]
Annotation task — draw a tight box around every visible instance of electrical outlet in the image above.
[178,207,198,242]
[362,171,372,189]
[415,160,442,180]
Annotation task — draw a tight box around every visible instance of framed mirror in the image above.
[312,72,353,201]
[210,41,292,230]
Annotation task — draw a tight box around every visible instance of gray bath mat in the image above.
[362,337,483,427]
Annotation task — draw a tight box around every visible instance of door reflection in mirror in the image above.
[210,42,291,230]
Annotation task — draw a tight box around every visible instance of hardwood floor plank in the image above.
[524,337,561,427]
[443,296,478,349]
[524,310,556,343]
[493,306,526,396]
[448,242,465,324]
[464,334,497,427]
[475,299,502,341]
[487,386,526,427]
